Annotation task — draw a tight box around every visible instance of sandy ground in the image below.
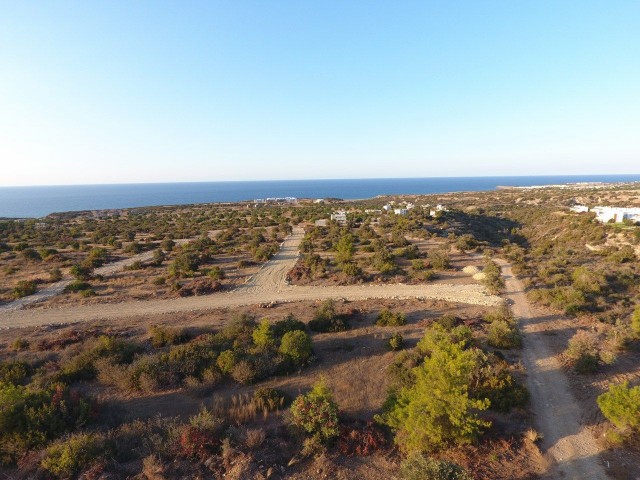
[0,227,502,329]
[499,260,610,480]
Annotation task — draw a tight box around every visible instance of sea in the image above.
[1,175,639,219]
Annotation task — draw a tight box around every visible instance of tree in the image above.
[279,330,313,366]
[380,330,490,452]
[597,382,640,431]
[335,234,355,264]
[631,306,640,338]
[252,319,275,349]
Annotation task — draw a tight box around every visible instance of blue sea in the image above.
[1,175,639,218]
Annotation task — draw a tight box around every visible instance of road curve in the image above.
[0,228,502,329]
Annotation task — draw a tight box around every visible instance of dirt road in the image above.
[0,227,502,329]
[499,260,609,480]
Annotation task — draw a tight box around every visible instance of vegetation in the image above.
[290,378,340,441]
[597,382,640,432]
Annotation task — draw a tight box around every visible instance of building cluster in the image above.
[254,197,297,204]
[571,204,640,223]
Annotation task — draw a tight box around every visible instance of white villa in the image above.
[591,206,640,223]
[330,210,348,225]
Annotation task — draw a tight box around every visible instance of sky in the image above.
[1,1,639,186]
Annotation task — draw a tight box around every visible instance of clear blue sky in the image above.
[1,1,639,186]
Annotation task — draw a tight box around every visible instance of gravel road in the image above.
[0,227,502,329]
[500,260,609,479]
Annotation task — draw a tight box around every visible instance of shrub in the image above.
[70,264,93,280]
[64,280,92,293]
[337,421,386,456]
[273,314,306,337]
[597,382,640,431]
[12,280,37,299]
[377,309,407,327]
[0,360,31,385]
[177,425,218,460]
[400,452,473,480]
[290,378,340,440]
[389,333,404,351]
[49,268,63,282]
[11,338,29,351]
[41,433,108,478]
[341,261,362,277]
[482,260,505,294]
[487,320,521,349]
[252,319,275,349]
[632,306,640,338]
[208,266,226,280]
[231,359,259,385]
[153,276,166,285]
[279,330,313,366]
[149,325,188,348]
[565,331,600,373]
[428,248,450,270]
[0,383,93,465]
[309,299,350,332]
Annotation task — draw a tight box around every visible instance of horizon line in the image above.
[2,172,640,189]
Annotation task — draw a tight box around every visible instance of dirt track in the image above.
[500,260,609,479]
[0,227,502,329]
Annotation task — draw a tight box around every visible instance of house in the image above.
[331,210,348,225]
[591,206,640,223]
[382,204,392,211]
[393,208,408,215]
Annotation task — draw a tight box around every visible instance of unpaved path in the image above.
[499,260,609,480]
[0,227,501,329]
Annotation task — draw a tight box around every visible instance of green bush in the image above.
[482,260,505,294]
[273,314,306,337]
[400,452,473,480]
[377,309,407,327]
[0,360,31,385]
[12,280,37,299]
[389,333,404,351]
[290,378,340,440]
[207,266,226,280]
[70,264,93,280]
[597,382,640,431]
[41,433,108,478]
[487,320,521,349]
[216,349,237,374]
[279,330,313,366]
[0,383,93,465]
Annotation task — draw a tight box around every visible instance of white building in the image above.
[393,208,408,215]
[331,210,348,225]
[570,205,589,213]
[382,204,392,211]
[591,206,640,223]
